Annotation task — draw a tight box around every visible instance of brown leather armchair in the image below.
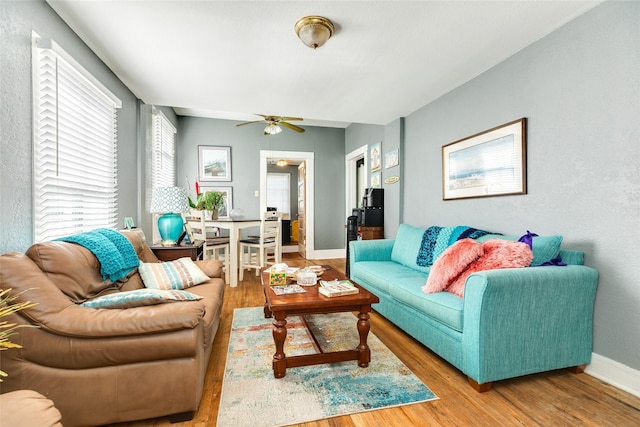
[0,230,225,426]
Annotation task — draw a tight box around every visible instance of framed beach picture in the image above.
[199,186,233,218]
[371,172,381,188]
[370,142,382,172]
[199,146,231,182]
[442,118,527,200]
[385,149,399,169]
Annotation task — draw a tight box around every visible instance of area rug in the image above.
[217,307,438,427]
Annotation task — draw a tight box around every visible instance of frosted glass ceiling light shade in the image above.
[294,16,334,49]
[264,123,282,135]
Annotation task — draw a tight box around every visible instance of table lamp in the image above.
[150,186,190,246]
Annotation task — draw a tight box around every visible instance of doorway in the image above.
[260,150,314,259]
[345,145,368,219]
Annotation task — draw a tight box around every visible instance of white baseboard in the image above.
[585,352,640,398]
[311,248,347,259]
[281,245,299,253]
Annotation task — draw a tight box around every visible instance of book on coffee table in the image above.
[318,280,359,297]
[270,285,307,295]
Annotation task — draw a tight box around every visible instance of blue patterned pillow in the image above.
[80,289,202,309]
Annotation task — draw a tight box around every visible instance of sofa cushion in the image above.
[352,261,426,294]
[423,238,483,293]
[26,241,119,303]
[80,289,202,309]
[389,281,464,332]
[139,258,210,290]
[477,233,562,266]
[446,239,533,297]
[390,224,432,273]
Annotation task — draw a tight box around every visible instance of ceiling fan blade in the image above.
[280,121,305,133]
[236,120,265,127]
[279,116,303,122]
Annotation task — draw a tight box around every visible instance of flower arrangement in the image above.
[0,288,37,381]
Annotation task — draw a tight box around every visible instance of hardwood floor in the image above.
[112,255,640,427]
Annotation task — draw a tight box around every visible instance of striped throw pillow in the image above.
[139,257,210,290]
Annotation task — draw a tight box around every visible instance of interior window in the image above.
[32,32,121,242]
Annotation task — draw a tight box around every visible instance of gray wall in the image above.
[402,1,640,370]
[176,116,346,250]
[345,123,384,154]
[1,0,140,253]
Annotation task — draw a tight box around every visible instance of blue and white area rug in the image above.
[217,307,438,426]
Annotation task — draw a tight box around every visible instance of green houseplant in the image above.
[201,191,225,219]
[0,289,36,381]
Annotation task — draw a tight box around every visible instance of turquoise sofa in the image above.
[349,224,599,391]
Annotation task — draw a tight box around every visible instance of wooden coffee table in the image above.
[262,267,380,378]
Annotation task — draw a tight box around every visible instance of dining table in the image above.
[204,217,262,287]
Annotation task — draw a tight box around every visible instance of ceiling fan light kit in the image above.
[237,114,305,135]
[295,16,334,49]
[264,123,282,135]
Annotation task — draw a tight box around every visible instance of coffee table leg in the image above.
[356,311,371,368]
[272,313,287,378]
[264,302,272,318]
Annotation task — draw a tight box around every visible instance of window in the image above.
[151,109,177,189]
[266,173,290,216]
[32,33,122,242]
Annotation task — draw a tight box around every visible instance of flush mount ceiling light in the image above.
[294,16,334,49]
[276,159,288,167]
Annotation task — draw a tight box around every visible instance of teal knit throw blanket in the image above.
[56,228,140,282]
[416,225,497,267]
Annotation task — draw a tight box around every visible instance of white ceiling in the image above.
[46,1,602,128]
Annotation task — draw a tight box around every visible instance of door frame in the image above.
[260,150,314,259]
[345,145,368,219]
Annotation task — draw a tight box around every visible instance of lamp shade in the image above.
[151,187,189,246]
[150,187,190,214]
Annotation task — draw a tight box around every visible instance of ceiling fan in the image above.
[236,114,305,135]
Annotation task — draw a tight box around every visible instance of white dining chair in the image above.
[183,211,231,285]
[238,211,282,280]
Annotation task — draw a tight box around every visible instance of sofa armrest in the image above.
[349,239,395,263]
[461,265,599,384]
[194,259,223,278]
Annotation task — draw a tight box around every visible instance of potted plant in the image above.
[202,191,225,219]
[0,288,37,382]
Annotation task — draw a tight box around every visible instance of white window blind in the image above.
[151,109,177,188]
[32,33,122,242]
[266,173,290,216]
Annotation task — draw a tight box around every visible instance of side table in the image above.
[150,241,204,262]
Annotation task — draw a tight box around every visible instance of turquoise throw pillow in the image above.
[476,233,562,266]
[391,224,432,273]
[80,289,202,309]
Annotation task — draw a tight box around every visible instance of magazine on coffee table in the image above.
[270,285,307,295]
[318,280,359,297]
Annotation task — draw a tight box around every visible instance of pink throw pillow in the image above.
[446,239,533,298]
[422,239,483,294]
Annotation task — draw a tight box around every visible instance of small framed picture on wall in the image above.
[385,149,399,169]
[370,142,381,172]
[371,172,381,188]
[198,146,232,182]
